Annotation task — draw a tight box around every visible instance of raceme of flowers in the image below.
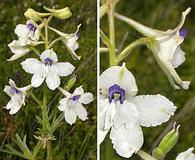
[99,64,176,158]
[4,7,93,125]
[115,7,191,90]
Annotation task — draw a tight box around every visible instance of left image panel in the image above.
[0,1,97,160]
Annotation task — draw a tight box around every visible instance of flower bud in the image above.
[43,6,72,20]
[24,8,52,22]
[24,9,42,22]
[152,123,180,159]
[66,76,77,90]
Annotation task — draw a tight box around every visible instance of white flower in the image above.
[21,49,75,90]
[58,86,93,125]
[115,8,191,89]
[49,24,81,60]
[99,64,176,158]
[3,79,31,114]
[176,148,195,160]
[8,20,41,61]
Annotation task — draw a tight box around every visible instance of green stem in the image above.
[108,8,117,66]
[42,83,47,130]
[48,37,64,48]
[137,150,156,160]
[47,140,52,160]
[30,93,42,106]
[116,38,150,63]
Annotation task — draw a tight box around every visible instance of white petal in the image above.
[171,46,185,68]
[131,94,176,127]
[40,49,58,63]
[99,129,109,144]
[15,24,30,43]
[79,92,93,104]
[100,63,137,99]
[21,58,43,74]
[46,67,61,90]
[114,101,138,128]
[73,86,84,95]
[4,85,13,97]
[8,79,17,88]
[58,98,69,111]
[100,99,116,131]
[31,72,45,88]
[55,62,75,76]
[8,40,30,61]
[176,147,195,160]
[26,20,40,41]
[4,94,23,114]
[110,124,144,158]
[64,107,77,125]
[74,102,88,121]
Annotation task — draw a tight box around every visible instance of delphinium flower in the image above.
[115,8,191,89]
[176,148,195,160]
[3,79,32,114]
[8,20,42,61]
[48,24,81,60]
[58,86,93,125]
[99,64,176,158]
[21,49,75,90]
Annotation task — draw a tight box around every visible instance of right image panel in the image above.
[99,0,195,159]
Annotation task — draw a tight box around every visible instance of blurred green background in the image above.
[0,0,96,160]
[100,0,195,159]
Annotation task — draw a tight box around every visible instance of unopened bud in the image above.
[43,6,72,20]
[152,123,180,159]
[24,8,52,22]
[66,76,77,90]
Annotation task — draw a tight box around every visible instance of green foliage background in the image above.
[0,0,97,160]
[100,0,195,159]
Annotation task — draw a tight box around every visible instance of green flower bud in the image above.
[43,6,72,20]
[66,76,77,90]
[152,123,180,159]
[24,8,52,22]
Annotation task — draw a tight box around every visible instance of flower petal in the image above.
[131,94,176,127]
[8,40,30,61]
[113,100,138,128]
[99,129,109,144]
[73,86,84,95]
[171,46,185,68]
[176,147,195,160]
[21,58,43,74]
[4,94,23,114]
[64,107,77,125]
[4,85,13,97]
[55,62,75,76]
[40,49,58,63]
[100,99,116,131]
[15,24,30,43]
[31,72,45,88]
[79,92,93,104]
[100,63,137,99]
[74,102,88,121]
[46,67,61,90]
[58,98,69,111]
[110,124,144,158]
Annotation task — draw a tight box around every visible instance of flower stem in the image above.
[42,83,47,130]
[116,38,150,63]
[137,150,156,160]
[47,140,52,160]
[108,6,117,66]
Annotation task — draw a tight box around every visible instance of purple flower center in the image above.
[44,58,53,66]
[71,95,81,101]
[27,23,36,32]
[11,87,21,94]
[179,28,187,38]
[108,84,125,104]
